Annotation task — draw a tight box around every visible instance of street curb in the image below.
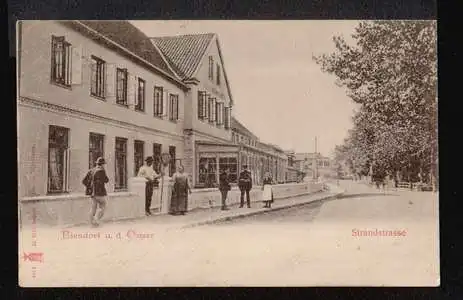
[180,190,345,229]
[188,190,326,211]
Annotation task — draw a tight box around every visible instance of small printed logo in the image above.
[22,252,44,263]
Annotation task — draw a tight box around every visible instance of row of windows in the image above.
[231,132,257,147]
[198,156,238,188]
[208,56,221,85]
[197,91,230,128]
[50,36,179,121]
[48,125,177,194]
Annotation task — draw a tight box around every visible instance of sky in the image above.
[131,20,360,158]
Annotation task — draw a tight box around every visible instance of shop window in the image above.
[219,157,238,183]
[198,157,217,187]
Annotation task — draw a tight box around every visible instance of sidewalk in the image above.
[67,183,346,231]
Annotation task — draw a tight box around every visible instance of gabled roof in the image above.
[231,117,259,140]
[76,21,177,78]
[151,33,215,80]
[151,33,235,106]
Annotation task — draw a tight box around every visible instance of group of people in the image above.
[137,156,191,216]
[214,164,275,210]
[82,157,275,227]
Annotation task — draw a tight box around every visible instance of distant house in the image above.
[294,152,335,179]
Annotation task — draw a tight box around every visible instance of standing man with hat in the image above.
[82,157,109,227]
[238,164,253,208]
[138,156,161,216]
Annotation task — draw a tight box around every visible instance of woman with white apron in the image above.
[262,172,274,208]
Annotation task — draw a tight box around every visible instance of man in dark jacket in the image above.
[238,165,252,208]
[219,168,231,211]
[82,157,109,227]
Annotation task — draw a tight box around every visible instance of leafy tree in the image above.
[314,21,437,189]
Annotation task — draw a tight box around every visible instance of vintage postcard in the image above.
[17,20,438,287]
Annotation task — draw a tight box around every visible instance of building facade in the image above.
[294,152,335,179]
[18,21,296,200]
[231,118,287,186]
[151,33,235,188]
[17,21,191,199]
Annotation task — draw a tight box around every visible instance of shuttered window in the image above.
[169,94,179,121]
[116,68,128,105]
[90,56,105,98]
[50,36,72,87]
[153,86,164,117]
[224,106,230,129]
[197,91,207,120]
[136,78,145,112]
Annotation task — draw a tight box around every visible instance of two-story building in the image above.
[17,21,189,199]
[150,33,235,188]
[17,20,298,201]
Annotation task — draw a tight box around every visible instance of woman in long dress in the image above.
[170,165,192,215]
[262,172,274,208]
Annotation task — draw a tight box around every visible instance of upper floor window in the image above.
[216,64,221,85]
[90,56,105,98]
[116,68,128,105]
[51,36,72,87]
[208,97,216,123]
[216,102,224,126]
[153,86,164,117]
[136,78,145,112]
[224,106,231,130]
[169,94,179,121]
[208,56,214,80]
[198,91,207,120]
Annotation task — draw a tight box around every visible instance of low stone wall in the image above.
[189,182,324,210]
[19,179,324,227]
[19,191,144,227]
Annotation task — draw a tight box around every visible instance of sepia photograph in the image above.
[17,20,438,287]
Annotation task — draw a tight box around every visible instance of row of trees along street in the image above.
[313,21,437,191]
